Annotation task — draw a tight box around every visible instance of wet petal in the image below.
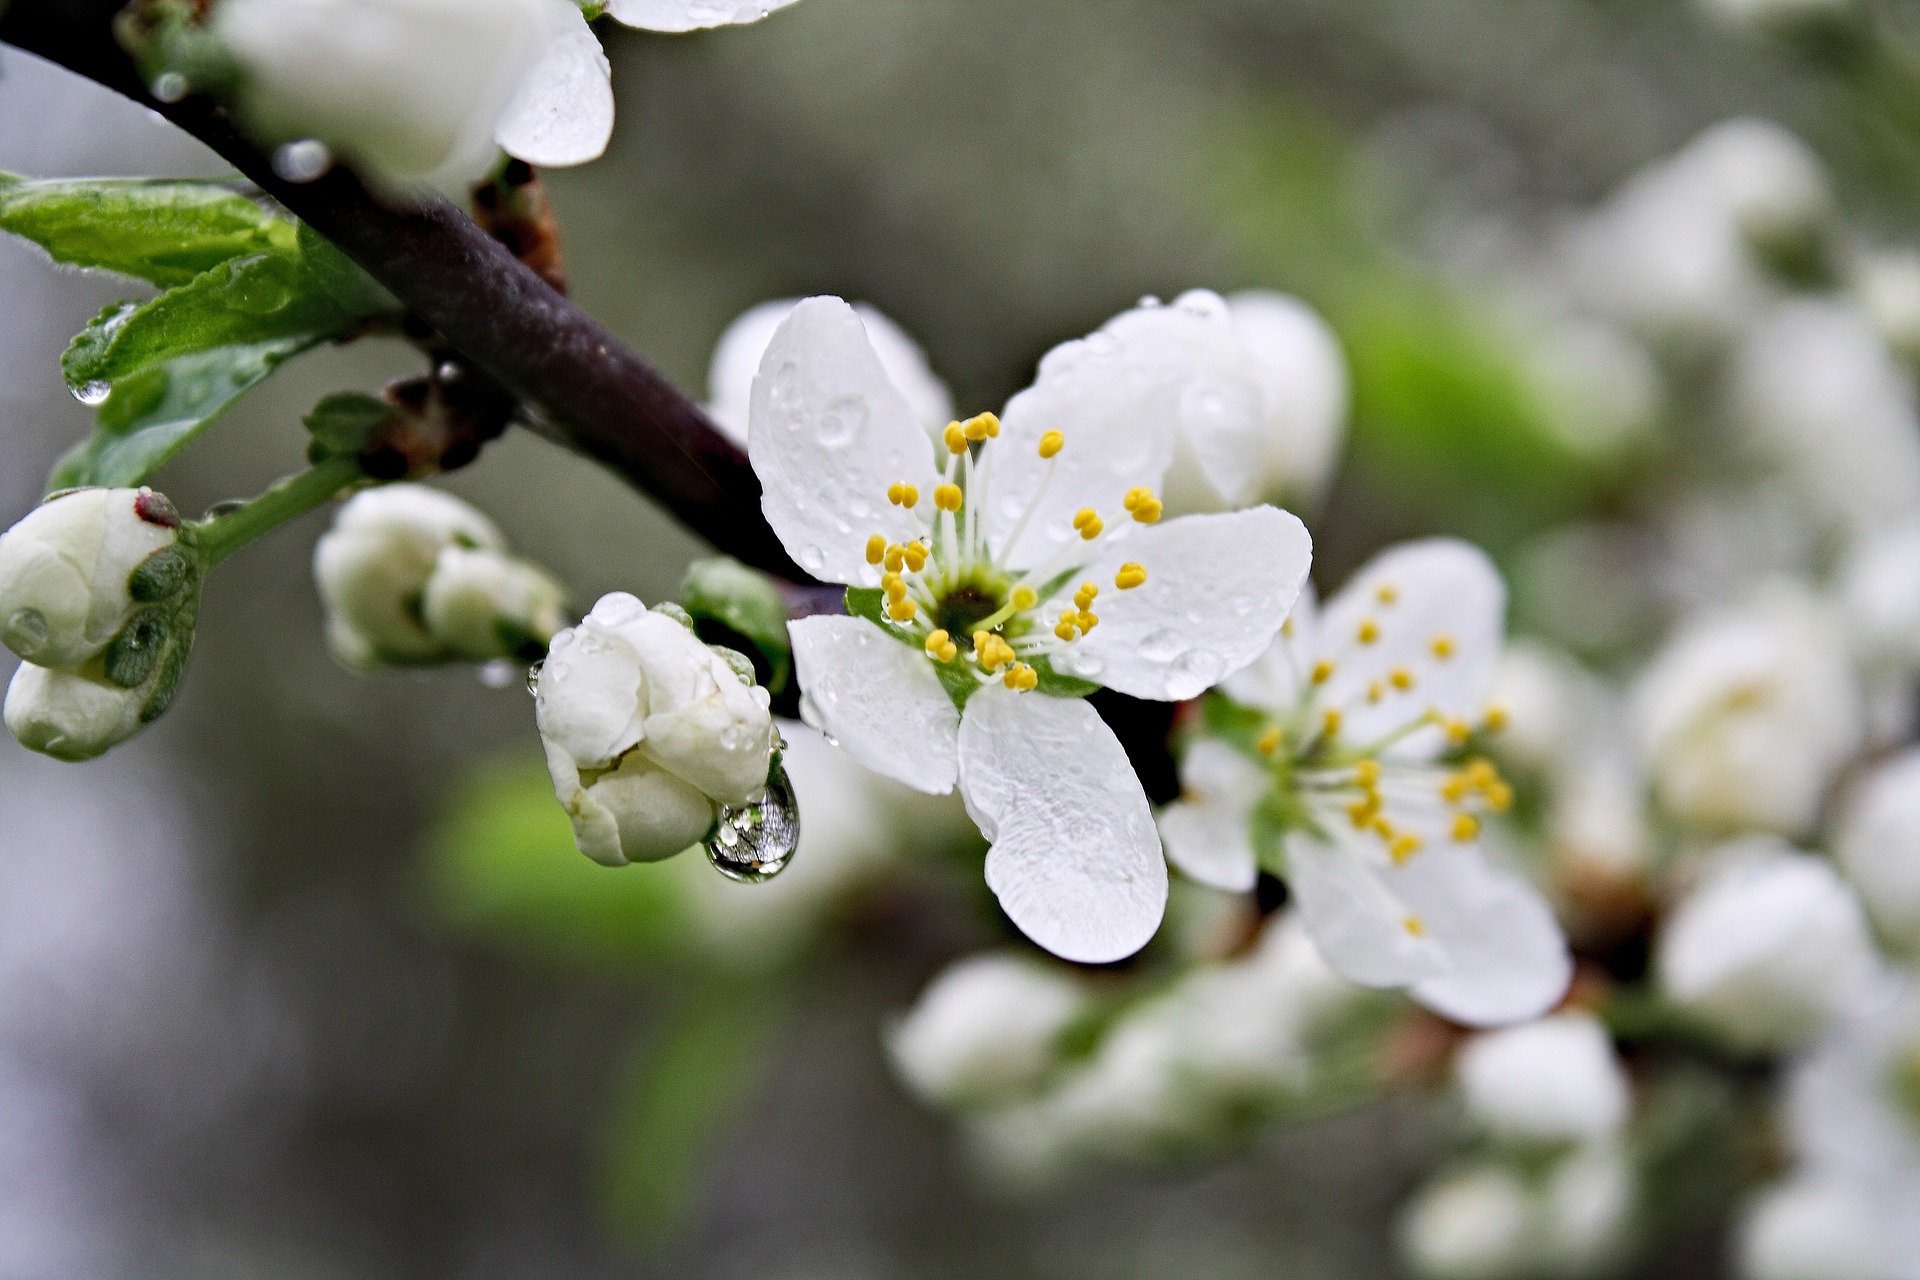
[959,686,1167,963]
[605,0,803,31]
[494,4,613,168]
[1397,841,1573,1027]
[1158,739,1267,892]
[789,615,959,793]
[1061,507,1312,700]
[1220,583,1320,713]
[749,297,942,585]
[1284,830,1449,987]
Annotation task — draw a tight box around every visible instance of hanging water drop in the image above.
[703,757,800,884]
[524,658,545,695]
[149,71,189,103]
[71,380,111,407]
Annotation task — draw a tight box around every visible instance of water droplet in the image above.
[1171,648,1226,690]
[476,659,516,689]
[1141,628,1184,662]
[1065,650,1104,678]
[272,139,332,183]
[71,380,111,407]
[149,71,189,103]
[849,496,873,519]
[1084,332,1120,358]
[704,761,800,884]
[201,499,246,520]
[231,258,298,315]
[814,395,868,448]
[800,545,825,572]
[593,593,647,625]
[3,609,48,657]
[524,659,545,695]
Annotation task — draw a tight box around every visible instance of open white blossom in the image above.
[0,488,178,671]
[1633,588,1862,839]
[1456,1013,1631,1146]
[1160,539,1571,1026]
[1656,838,1881,1052]
[886,953,1087,1109]
[1735,1177,1895,1280]
[1834,748,1920,953]
[755,296,1312,962]
[314,484,565,667]
[535,591,774,866]
[1399,1165,1537,1280]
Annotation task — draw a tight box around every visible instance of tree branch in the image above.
[0,0,801,577]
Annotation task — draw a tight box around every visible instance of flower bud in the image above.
[1833,747,1920,954]
[419,545,567,662]
[1657,838,1881,1052]
[886,953,1087,1109]
[0,487,179,670]
[1735,1178,1892,1280]
[312,484,506,667]
[1455,1013,1631,1146]
[1398,1166,1536,1280]
[4,661,148,762]
[535,592,773,866]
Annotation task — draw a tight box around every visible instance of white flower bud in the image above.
[1633,590,1862,839]
[1657,839,1881,1052]
[1851,248,1920,363]
[1839,520,1920,676]
[0,488,178,670]
[1456,1013,1631,1146]
[886,953,1087,1108]
[1833,748,1920,954]
[1225,290,1349,506]
[1398,1166,1537,1280]
[312,484,505,667]
[536,592,773,866]
[214,0,569,188]
[4,662,148,762]
[419,545,567,662]
[1735,1178,1893,1280]
[1538,1144,1636,1275]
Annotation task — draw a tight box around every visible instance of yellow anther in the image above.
[1486,781,1514,813]
[1074,582,1099,610]
[1122,487,1163,522]
[963,412,1000,441]
[1011,585,1038,611]
[1038,430,1065,459]
[934,484,963,512]
[1371,816,1395,840]
[974,632,1015,673]
[1322,707,1342,737]
[1390,833,1423,864]
[887,483,920,509]
[1115,563,1148,591]
[944,422,969,454]
[1073,508,1104,540]
[1483,703,1509,733]
[925,629,958,663]
[1390,667,1415,691]
[1441,774,1470,803]
[888,598,917,623]
[1376,583,1399,606]
[1354,760,1382,787]
[1055,620,1079,641]
[1348,802,1376,828]
[1256,726,1284,756]
[1003,662,1039,691]
[884,545,906,573]
[1431,634,1455,661]
[903,541,930,572]
[1367,681,1383,705]
[865,534,887,565]
[1310,659,1335,685]
[1357,619,1380,645]
[1403,915,1427,937]
[1078,611,1099,633]
[1281,617,1295,637]
[1465,759,1497,787]
[1445,718,1471,745]
[1452,814,1480,842]
[883,574,907,602]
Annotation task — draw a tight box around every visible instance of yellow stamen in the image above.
[925,629,958,663]
[1055,620,1079,642]
[1485,781,1514,813]
[1403,915,1426,937]
[1441,774,1470,803]
[1372,816,1395,840]
[1452,814,1480,842]
[974,632,1015,673]
[934,484,963,512]
[887,483,920,509]
[1348,802,1376,828]
[1354,760,1382,786]
[1011,585,1038,611]
[1445,718,1471,746]
[883,545,906,573]
[1310,659,1335,685]
[1322,707,1342,737]
[1122,487,1163,523]
[1431,634,1455,661]
[1367,681,1383,704]
[1357,619,1380,645]
[1003,662,1039,691]
[944,422,968,454]
[1390,667,1414,691]
[1114,563,1148,590]
[1390,832,1422,864]
[1038,430,1064,459]
[903,541,929,572]
[1483,703,1509,732]
[1465,759,1497,787]
[1078,611,1099,633]
[1256,726,1284,756]
[1073,508,1104,540]
[865,534,886,565]
[1376,583,1399,606]
[887,598,917,623]
[1074,582,1099,610]
[883,574,907,603]
[963,412,1000,441]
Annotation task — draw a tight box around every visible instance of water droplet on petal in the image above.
[524,658,545,695]
[3,609,48,656]
[1065,650,1104,678]
[814,395,868,448]
[71,380,111,407]
[704,760,800,883]
[1141,628,1184,663]
[800,545,825,572]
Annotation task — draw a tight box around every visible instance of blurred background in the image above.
[0,1,1896,1275]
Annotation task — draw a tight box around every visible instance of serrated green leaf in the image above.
[0,171,291,288]
[49,337,318,489]
[302,391,391,463]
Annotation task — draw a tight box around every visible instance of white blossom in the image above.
[756,296,1313,962]
[1656,838,1881,1052]
[1537,1144,1637,1276]
[1840,519,1920,677]
[1851,248,1920,363]
[1456,1013,1631,1146]
[1633,588,1862,839]
[1398,1165,1536,1280]
[2,663,148,763]
[1161,539,1571,1026]
[1834,748,1920,954]
[886,953,1087,1109]
[1735,1177,1896,1280]
[313,483,564,667]
[602,0,803,33]
[0,488,178,671]
[535,591,773,866]
[1701,0,1859,35]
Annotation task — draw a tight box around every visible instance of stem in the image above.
[194,454,363,566]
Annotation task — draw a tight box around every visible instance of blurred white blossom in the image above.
[1735,1177,1894,1280]
[1834,748,1920,954]
[1399,1165,1537,1280]
[886,953,1087,1109]
[1456,1013,1630,1146]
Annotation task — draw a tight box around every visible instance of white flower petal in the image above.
[1227,290,1349,505]
[788,615,959,794]
[1158,739,1267,892]
[1063,507,1311,701]
[1219,583,1320,713]
[1316,538,1506,750]
[959,686,1167,963]
[1284,830,1448,988]
[1397,841,1573,1027]
[494,3,613,168]
[748,297,942,585]
[534,613,646,767]
[604,0,801,31]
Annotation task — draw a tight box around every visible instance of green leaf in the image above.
[302,391,392,463]
[0,171,292,288]
[49,337,318,489]
[1029,653,1100,698]
[681,556,792,692]
[843,586,886,628]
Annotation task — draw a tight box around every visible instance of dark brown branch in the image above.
[0,0,801,577]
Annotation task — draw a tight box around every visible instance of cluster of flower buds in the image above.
[312,483,567,668]
[0,487,199,760]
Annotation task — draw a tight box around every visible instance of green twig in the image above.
[193,454,363,566]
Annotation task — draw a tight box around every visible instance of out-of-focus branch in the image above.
[0,0,800,577]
